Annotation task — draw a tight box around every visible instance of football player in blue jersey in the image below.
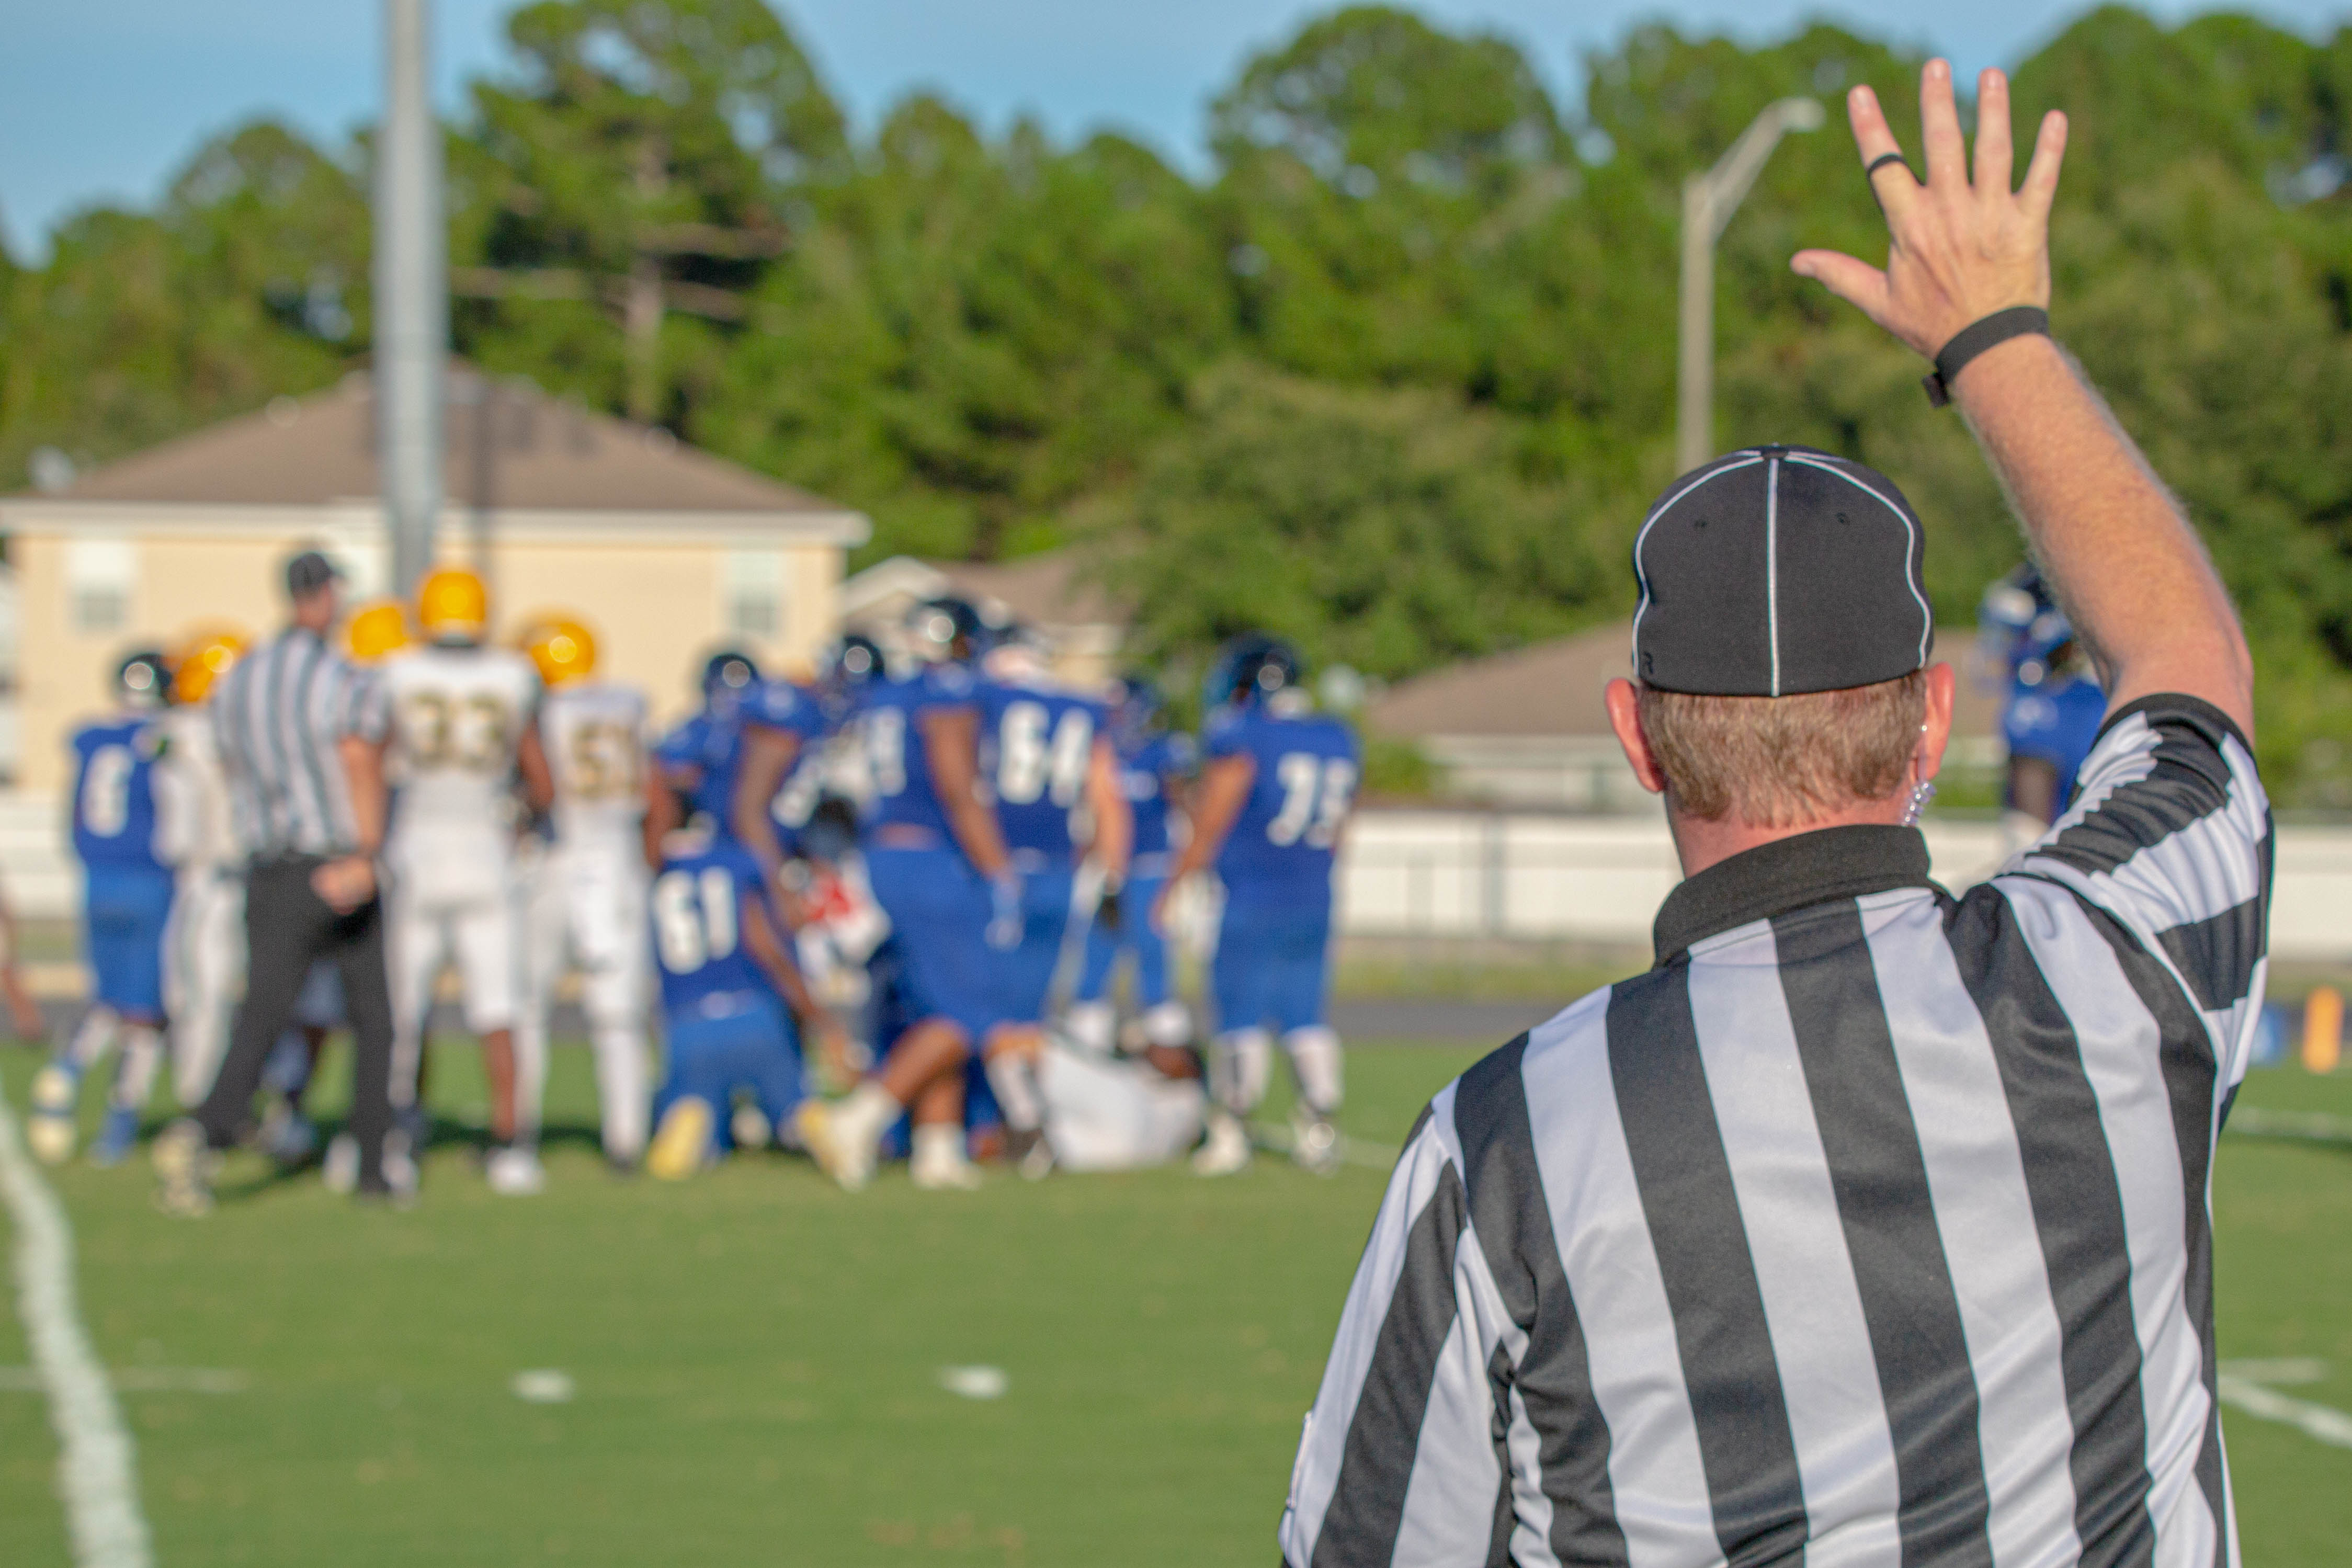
[794,596,1027,1191]
[1980,565,2106,850]
[1155,633,1359,1176]
[969,633,1130,1175]
[729,669,832,891]
[650,648,761,836]
[32,651,188,1165]
[641,802,848,1180]
[1066,673,1194,1058]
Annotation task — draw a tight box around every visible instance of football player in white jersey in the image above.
[377,568,550,1195]
[512,615,654,1171]
[157,628,251,1108]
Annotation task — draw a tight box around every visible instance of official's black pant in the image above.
[194,856,397,1188]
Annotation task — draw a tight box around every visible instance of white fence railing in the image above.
[1339,808,2352,961]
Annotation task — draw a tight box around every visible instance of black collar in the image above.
[1652,824,1941,966]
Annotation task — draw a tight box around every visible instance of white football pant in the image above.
[386,876,520,1112]
[164,868,245,1106]
[1039,1044,1207,1172]
[517,843,651,1161]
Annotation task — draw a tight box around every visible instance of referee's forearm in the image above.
[1956,335,2253,733]
[337,735,388,857]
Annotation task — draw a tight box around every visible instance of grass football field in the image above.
[0,1042,2345,1566]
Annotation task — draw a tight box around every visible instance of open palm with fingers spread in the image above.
[1792,60,2069,361]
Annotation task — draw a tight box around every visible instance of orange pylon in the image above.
[2303,986,2343,1074]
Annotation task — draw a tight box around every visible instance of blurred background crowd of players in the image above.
[7,551,2107,1199]
[17,555,1372,1199]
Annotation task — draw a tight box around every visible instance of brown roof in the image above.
[1368,622,2004,740]
[37,369,846,516]
[933,553,1126,627]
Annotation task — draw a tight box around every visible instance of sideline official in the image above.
[1282,62,2266,1567]
[154,550,403,1212]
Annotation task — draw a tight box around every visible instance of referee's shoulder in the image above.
[1423,982,1617,1152]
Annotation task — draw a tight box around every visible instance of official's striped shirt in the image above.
[211,626,391,860]
[1283,695,2269,1568]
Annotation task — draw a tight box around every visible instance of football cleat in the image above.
[89,1105,140,1167]
[1007,1127,1056,1182]
[484,1144,546,1196]
[646,1099,714,1182]
[1191,1108,1253,1177]
[729,1101,773,1152]
[27,1062,82,1164]
[151,1119,217,1217]
[258,1102,319,1166]
[792,1099,876,1192]
[910,1139,983,1191]
[1291,1109,1343,1177]
[322,1131,360,1195]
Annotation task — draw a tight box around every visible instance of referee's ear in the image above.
[1913,661,1959,787]
[1605,678,1668,798]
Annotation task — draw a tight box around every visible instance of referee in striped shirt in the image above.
[1284,63,2267,1568]
[154,549,403,1211]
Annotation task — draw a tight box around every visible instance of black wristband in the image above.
[1923,306,2048,407]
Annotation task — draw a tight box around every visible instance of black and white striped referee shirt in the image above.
[211,625,390,860]
[1282,695,2270,1568]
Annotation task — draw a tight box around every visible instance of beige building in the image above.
[0,370,868,793]
[1367,621,2005,810]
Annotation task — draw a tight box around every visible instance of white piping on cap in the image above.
[1765,454,1782,697]
[1629,452,1767,679]
[1785,452,1935,668]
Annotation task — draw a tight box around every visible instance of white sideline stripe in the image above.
[0,1079,155,1568]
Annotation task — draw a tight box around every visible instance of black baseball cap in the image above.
[1630,445,1933,697]
[283,549,343,597]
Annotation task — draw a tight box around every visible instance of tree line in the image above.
[4,2,2350,799]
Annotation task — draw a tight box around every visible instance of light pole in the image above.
[377,0,446,599]
[1676,97,1825,475]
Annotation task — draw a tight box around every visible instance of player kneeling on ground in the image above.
[33,651,187,1165]
[643,801,848,1179]
[1156,635,1358,1176]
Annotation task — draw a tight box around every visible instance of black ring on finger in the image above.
[1866,151,1913,181]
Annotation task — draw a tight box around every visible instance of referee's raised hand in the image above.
[1792,61,2066,360]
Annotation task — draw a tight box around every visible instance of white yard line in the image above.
[2217,1359,2352,1452]
[0,1078,155,1567]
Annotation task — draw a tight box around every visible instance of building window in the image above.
[66,538,137,635]
[724,549,783,642]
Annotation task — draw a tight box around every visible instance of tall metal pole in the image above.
[376,0,446,599]
[1675,97,1825,475]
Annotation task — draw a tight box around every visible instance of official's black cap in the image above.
[283,549,343,598]
[1630,445,1933,697]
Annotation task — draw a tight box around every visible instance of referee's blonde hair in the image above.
[1635,671,1927,827]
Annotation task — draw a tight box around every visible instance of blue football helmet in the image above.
[1978,566,2075,689]
[700,647,762,714]
[905,595,1004,666]
[1109,671,1165,746]
[115,649,173,711]
[1203,633,1302,714]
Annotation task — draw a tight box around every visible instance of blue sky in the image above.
[4,0,2345,256]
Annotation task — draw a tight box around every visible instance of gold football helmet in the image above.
[416,567,489,641]
[171,628,250,705]
[345,600,412,664]
[521,616,598,687]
